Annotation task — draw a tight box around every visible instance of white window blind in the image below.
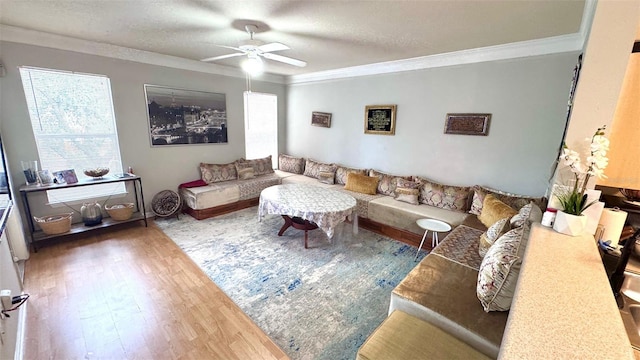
[244,92,278,168]
[19,67,125,203]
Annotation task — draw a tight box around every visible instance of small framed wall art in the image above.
[364,105,396,135]
[311,112,332,128]
[444,113,491,136]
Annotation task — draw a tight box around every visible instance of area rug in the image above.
[155,207,426,360]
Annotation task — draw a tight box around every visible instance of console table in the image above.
[19,174,147,251]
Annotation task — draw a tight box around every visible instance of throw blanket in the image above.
[178,179,207,188]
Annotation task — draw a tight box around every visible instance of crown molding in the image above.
[0,25,287,84]
[287,33,584,85]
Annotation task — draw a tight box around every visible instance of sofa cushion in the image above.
[510,202,534,228]
[336,188,383,218]
[200,162,238,184]
[317,164,338,185]
[278,172,335,188]
[470,185,546,216]
[369,169,411,196]
[394,178,420,205]
[303,158,331,179]
[278,154,304,174]
[180,182,240,210]
[235,161,256,180]
[239,155,274,176]
[335,166,368,185]
[390,254,508,358]
[478,194,518,228]
[431,225,485,271]
[478,217,510,258]
[415,176,471,213]
[344,173,379,195]
[368,196,469,235]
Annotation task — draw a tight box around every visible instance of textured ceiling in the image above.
[0,0,586,76]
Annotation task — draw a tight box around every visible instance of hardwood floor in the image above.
[22,221,289,360]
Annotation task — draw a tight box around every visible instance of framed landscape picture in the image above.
[311,112,332,128]
[145,85,227,146]
[364,105,396,135]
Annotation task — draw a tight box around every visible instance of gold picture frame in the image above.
[444,113,491,136]
[311,112,332,128]
[364,105,396,135]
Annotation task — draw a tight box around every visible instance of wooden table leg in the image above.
[278,215,294,236]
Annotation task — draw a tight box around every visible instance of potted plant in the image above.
[553,126,609,236]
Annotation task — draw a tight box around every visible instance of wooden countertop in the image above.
[498,223,634,359]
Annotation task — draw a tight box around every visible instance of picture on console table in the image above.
[444,113,491,136]
[144,84,227,146]
[364,105,396,135]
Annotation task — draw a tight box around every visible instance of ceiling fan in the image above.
[200,24,307,72]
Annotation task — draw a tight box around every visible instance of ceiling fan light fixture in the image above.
[241,56,264,75]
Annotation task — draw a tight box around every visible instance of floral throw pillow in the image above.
[335,166,367,185]
[317,165,338,185]
[477,225,526,312]
[478,217,510,258]
[235,162,256,180]
[470,185,546,216]
[415,176,471,213]
[303,158,331,179]
[240,156,274,176]
[199,162,238,184]
[278,154,304,174]
[393,178,420,205]
[369,169,411,196]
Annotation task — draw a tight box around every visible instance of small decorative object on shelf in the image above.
[553,126,609,236]
[21,160,39,185]
[81,201,103,226]
[83,167,110,179]
[152,190,181,218]
[105,203,134,221]
[33,213,73,235]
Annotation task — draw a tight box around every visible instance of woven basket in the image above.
[34,213,73,235]
[105,203,134,221]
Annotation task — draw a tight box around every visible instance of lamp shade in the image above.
[241,56,264,75]
[597,53,640,189]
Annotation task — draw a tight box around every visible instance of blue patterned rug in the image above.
[156,207,426,360]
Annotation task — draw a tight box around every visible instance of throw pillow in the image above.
[470,185,546,216]
[303,158,331,179]
[415,176,471,212]
[317,165,338,185]
[510,202,532,228]
[335,166,368,185]
[478,217,510,258]
[369,169,411,196]
[393,178,420,205]
[239,155,274,176]
[199,162,238,184]
[235,162,255,180]
[478,194,518,228]
[476,225,526,312]
[344,173,379,195]
[278,154,305,174]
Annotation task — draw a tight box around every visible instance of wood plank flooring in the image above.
[22,221,289,360]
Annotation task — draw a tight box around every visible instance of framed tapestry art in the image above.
[444,113,491,136]
[311,112,332,128]
[145,85,227,146]
[364,105,396,135]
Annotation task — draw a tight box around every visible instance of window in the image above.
[243,92,277,167]
[19,67,124,203]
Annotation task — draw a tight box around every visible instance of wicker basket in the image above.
[105,203,134,221]
[34,213,73,235]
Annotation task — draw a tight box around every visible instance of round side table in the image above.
[415,218,452,261]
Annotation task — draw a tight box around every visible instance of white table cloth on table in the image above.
[258,184,357,238]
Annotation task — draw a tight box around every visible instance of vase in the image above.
[81,202,103,226]
[553,210,587,237]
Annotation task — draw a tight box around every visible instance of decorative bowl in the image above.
[83,167,110,178]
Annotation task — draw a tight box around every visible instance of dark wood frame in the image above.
[444,113,491,136]
[311,112,332,128]
[364,105,396,135]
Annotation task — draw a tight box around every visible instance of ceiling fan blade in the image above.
[215,44,246,52]
[200,53,245,62]
[261,53,307,67]
[258,42,289,53]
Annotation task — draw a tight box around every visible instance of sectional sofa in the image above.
[180,154,546,358]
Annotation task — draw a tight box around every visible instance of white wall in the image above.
[286,53,579,196]
[0,41,286,219]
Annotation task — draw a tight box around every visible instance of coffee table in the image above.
[258,184,357,248]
